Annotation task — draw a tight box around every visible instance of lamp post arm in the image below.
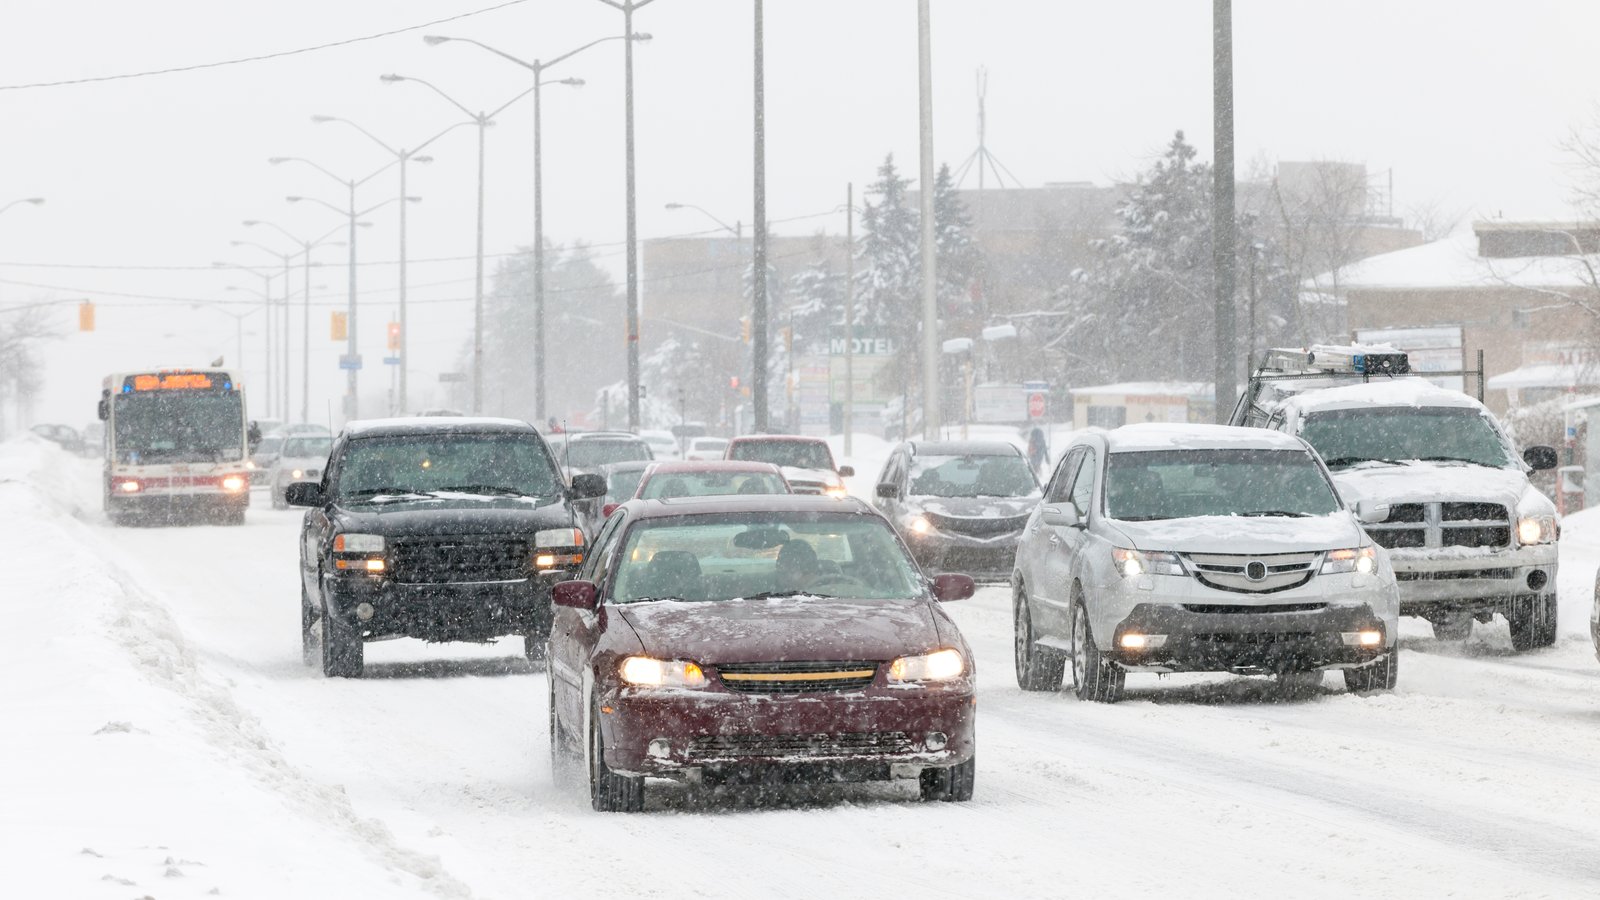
[353,158,399,190]
[291,196,348,218]
[540,34,628,71]
[410,118,477,155]
[488,84,537,119]
[400,76,481,122]
[275,156,348,189]
[325,117,402,157]
[439,36,537,71]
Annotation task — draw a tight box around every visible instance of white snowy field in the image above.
[5,434,1600,899]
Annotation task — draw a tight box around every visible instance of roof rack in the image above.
[1230,345,1486,425]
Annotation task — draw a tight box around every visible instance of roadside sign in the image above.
[438,372,467,383]
[1027,392,1047,419]
[338,354,363,371]
[382,357,401,366]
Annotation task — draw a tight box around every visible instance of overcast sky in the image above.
[5,0,1600,425]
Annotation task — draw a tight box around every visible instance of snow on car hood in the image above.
[914,496,1037,519]
[1330,463,1553,517]
[334,494,570,536]
[618,596,939,663]
[1108,512,1366,554]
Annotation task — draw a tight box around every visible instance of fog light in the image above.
[1119,633,1167,650]
[647,738,672,759]
[364,559,385,573]
[1342,630,1384,647]
[924,731,948,752]
[1527,569,1548,591]
[355,602,375,621]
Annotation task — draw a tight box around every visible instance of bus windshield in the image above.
[112,392,245,464]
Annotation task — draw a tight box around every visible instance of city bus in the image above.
[98,368,252,526]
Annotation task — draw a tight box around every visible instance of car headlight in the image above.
[888,647,966,683]
[534,527,586,570]
[1111,547,1184,577]
[292,468,305,479]
[618,656,707,688]
[1321,546,1376,575]
[906,514,932,535]
[221,475,247,492]
[1518,516,1558,545]
[333,533,385,552]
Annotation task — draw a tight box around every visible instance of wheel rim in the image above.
[1070,603,1087,688]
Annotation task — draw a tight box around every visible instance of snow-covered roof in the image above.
[1323,231,1598,292]
[1282,379,1484,413]
[1106,422,1304,452]
[342,416,533,437]
[1069,381,1212,399]
[1485,363,1600,391]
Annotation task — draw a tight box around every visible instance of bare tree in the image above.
[1404,199,1466,242]
[0,306,60,437]
[1270,160,1372,345]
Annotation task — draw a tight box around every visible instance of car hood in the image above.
[912,495,1037,519]
[617,596,940,663]
[1106,512,1367,554]
[332,494,573,537]
[780,466,842,486]
[1329,463,1539,511]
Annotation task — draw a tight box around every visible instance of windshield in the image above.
[692,438,728,452]
[281,436,332,458]
[558,439,651,468]
[1299,406,1511,469]
[611,512,922,603]
[336,433,562,500]
[728,439,833,470]
[909,454,1039,498]
[605,468,647,503]
[1106,449,1341,521]
[112,392,245,463]
[640,469,787,499]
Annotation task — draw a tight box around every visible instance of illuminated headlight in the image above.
[1321,546,1376,575]
[1111,547,1184,577]
[534,527,586,570]
[825,485,849,498]
[1119,633,1168,650]
[888,648,966,683]
[333,533,385,553]
[1341,629,1385,647]
[618,656,707,688]
[1518,516,1558,546]
[292,469,305,479]
[907,515,932,535]
[116,479,142,493]
[333,557,386,573]
[221,475,247,492]
[245,460,257,470]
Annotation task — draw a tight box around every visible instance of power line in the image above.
[0,0,531,92]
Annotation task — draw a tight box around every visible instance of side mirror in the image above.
[97,399,109,421]
[601,502,620,518]
[284,482,325,507]
[552,580,598,611]
[569,472,607,500]
[1355,500,1390,524]
[1040,504,1081,528]
[838,465,855,478]
[1524,445,1559,472]
[875,483,900,499]
[931,573,976,602]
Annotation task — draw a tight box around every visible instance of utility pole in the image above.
[752,0,769,432]
[472,111,487,414]
[1212,0,1237,423]
[843,182,855,456]
[917,0,940,438]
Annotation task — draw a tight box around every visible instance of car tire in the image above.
[1509,595,1557,651]
[588,699,644,812]
[1013,586,1064,692]
[300,585,317,667]
[919,755,976,802]
[1070,591,1124,704]
[1343,650,1398,693]
[320,604,364,678]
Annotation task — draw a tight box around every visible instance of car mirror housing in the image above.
[838,465,855,478]
[569,473,607,499]
[284,482,324,507]
[1355,500,1390,524]
[1523,445,1559,471]
[1040,504,1080,528]
[552,580,598,611]
[875,483,900,499]
[931,573,976,602]
[601,502,620,518]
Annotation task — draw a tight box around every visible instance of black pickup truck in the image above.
[287,417,605,677]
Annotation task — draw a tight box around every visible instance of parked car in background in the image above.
[874,440,1041,580]
[546,431,654,479]
[588,460,655,533]
[546,494,978,811]
[683,436,729,461]
[634,460,789,501]
[269,434,333,509]
[640,429,682,461]
[725,434,852,496]
[29,423,83,454]
[286,417,605,677]
[247,431,286,485]
[281,423,333,436]
[1012,423,1400,703]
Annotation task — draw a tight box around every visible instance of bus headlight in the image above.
[221,475,247,492]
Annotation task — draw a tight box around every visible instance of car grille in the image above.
[685,731,915,760]
[1394,569,1514,581]
[715,660,878,694]
[1366,502,1509,550]
[924,511,1030,537]
[1192,631,1317,644]
[1183,552,1318,594]
[788,480,827,495]
[1182,602,1327,614]
[390,536,529,584]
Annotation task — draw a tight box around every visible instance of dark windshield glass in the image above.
[112,392,245,463]
[909,454,1039,498]
[640,470,787,499]
[605,468,646,503]
[337,433,561,500]
[612,512,921,603]
[1106,449,1340,521]
[728,440,833,469]
[281,436,332,458]
[561,439,651,468]
[1300,406,1510,469]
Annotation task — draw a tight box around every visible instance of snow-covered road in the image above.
[8,437,1600,899]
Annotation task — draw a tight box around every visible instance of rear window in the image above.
[558,439,652,468]
[640,470,788,499]
[728,439,833,470]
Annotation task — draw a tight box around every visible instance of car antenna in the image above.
[562,419,577,532]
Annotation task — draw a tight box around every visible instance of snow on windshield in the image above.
[1301,406,1511,469]
[338,434,561,499]
[910,454,1039,498]
[728,440,833,470]
[1107,448,1340,521]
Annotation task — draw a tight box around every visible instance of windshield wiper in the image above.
[1238,510,1313,518]
[739,590,830,601]
[343,487,434,499]
[1411,456,1494,466]
[1113,515,1174,522]
[435,484,537,497]
[1321,456,1406,469]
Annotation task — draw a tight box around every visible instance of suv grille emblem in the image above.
[1245,561,1268,581]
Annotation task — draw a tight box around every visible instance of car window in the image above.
[640,470,788,499]
[728,439,834,470]
[605,468,646,503]
[564,439,652,468]
[1105,448,1341,521]
[1069,449,1097,517]
[908,454,1039,499]
[1299,406,1511,469]
[281,436,332,457]
[584,509,629,585]
[1045,447,1085,503]
[334,433,563,501]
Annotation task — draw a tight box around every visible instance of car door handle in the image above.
[1049,533,1060,546]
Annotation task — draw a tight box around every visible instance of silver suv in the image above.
[1011,423,1400,702]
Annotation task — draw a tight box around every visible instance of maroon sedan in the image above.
[547,494,977,811]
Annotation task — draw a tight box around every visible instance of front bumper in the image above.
[1388,544,1557,615]
[324,572,567,642]
[108,489,249,517]
[1110,602,1391,673]
[600,680,976,782]
[905,530,1021,580]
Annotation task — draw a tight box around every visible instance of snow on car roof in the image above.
[1105,422,1306,452]
[1284,378,1485,413]
[343,416,535,438]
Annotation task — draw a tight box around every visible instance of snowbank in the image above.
[0,437,466,899]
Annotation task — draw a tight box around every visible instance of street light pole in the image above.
[752,0,769,433]
[216,263,276,402]
[916,0,940,438]
[242,219,346,424]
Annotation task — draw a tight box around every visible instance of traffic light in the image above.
[77,300,95,332]
[331,311,348,341]
[386,321,401,351]
[729,375,740,390]
[740,316,751,343]
[782,325,793,353]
